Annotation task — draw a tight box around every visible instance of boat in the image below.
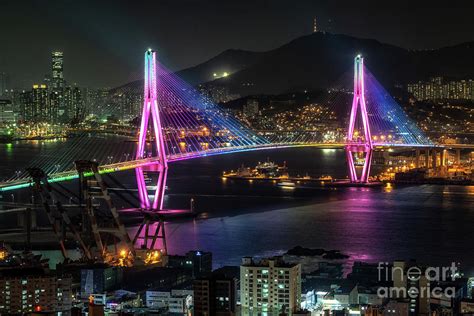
[223,159,289,179]
[255,159,284,177]
[235,164,253,177]
[278,180,296,187]
[317,175,333,181]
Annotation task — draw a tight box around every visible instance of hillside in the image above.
[204,32,474,95]
[113,32,474,96]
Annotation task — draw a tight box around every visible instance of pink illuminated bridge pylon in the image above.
[346,54,373,183]
[136,49,168,210]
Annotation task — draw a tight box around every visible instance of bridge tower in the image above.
[136,49,168,210]
[346,55,373,183]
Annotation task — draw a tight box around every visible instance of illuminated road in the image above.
[0,141,440,192]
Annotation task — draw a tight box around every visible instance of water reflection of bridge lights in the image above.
[322,148,337,155]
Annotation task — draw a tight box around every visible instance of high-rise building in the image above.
[49,89,62,123]
[51,51,64,89]
[19,90,31,121]
[87,88,110,118]
[0,72,8,96]
[80,264,123,297]
[0,99,15,124]
[392,261,430,315]
[240,256,301,315]
[0,271,72,314]
[108,90,143,121]
[408,77,474,101]
[168,250,213,278]
[28,84,49,122]
[193,267,239,316]
[63,86,84,121]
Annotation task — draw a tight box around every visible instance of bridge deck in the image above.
[0,142,444,192]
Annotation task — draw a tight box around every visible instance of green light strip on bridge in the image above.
[0,169,119,192]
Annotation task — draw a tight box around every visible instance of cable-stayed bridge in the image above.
[0,50,435,195]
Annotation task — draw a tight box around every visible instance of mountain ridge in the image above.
[112,32,474,96]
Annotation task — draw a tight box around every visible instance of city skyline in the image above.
[1,0,474,88]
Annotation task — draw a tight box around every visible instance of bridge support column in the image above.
[425,149,430,168]
[455,149,461,165]
[136,49,169,211]
[345,55,373,183]
[415,149,420,168]
[441,149,447,167]
[432,148,438,169]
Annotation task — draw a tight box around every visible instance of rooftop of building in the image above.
[168,250,212,259]
[195,265,240,281]
[0,266,54,278]
[241,256,299,268]
[122,266,193,292]
[302,277,356,295]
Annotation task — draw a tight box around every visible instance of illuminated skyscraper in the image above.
[31,84,49,121]
[408,78,474,101]
[51,51,64,89]
[0,99,15,124]
[313,17,318,33]
[63,86,83,121]
[49,89,61,123]
[240,257,301,314]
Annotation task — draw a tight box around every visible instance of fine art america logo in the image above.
[377,262,458,299]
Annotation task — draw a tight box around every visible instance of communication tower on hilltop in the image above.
[313,17,318,33]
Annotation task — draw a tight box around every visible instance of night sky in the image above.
[1,0,473,89]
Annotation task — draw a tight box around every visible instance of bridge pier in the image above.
[441,149,447,167]
[455,148,461,165]
[345,55,373,184]
[432,148,438,169]
[136,49,169,211]
[415,149,420,168]
[425,149,430,168]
